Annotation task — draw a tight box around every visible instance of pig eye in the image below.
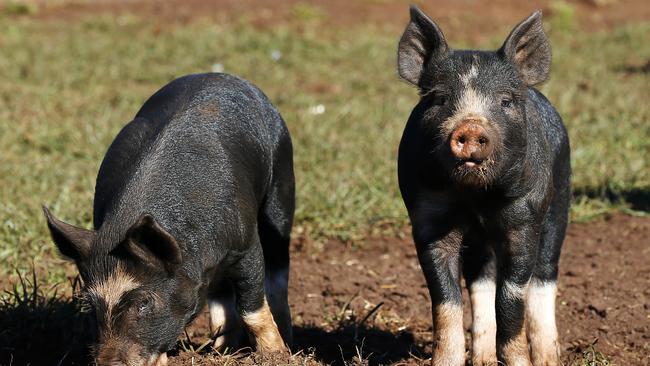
[501,98,513,108]
[137,298,153,316]
[431,94,448,106]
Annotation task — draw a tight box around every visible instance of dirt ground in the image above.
[29,0,650,41]
[1,214,648,365]
[168,213,650,365]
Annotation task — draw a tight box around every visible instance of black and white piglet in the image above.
[397,6,570,366]
[44,73,294,365]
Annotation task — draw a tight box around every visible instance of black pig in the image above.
[397,6,570,366]
[43,73,294,365]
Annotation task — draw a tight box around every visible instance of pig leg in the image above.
[258,153,294,347]
[233,239,287,353]
[462,233,498,366]
[208,281,245,350]
[525,279,558,366]
[411,212,465,366]
[495,226,537,366]
[526,191,568,366]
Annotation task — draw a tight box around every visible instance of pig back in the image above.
[93,73,287,257]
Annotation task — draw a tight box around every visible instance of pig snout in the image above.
[96,343,167,366]
[449,121,493,165]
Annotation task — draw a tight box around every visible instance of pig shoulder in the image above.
[526,88,569,162]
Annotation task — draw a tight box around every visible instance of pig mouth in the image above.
[451,158,496,188]
[95,347,167,366]
[457,157,484,167]
[455,154,493,169]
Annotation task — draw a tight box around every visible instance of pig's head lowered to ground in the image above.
[44,208,193,366]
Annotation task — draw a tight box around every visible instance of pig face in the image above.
[398,6,551,189]
[43,208,195,366]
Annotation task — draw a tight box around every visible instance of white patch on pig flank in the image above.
[89,264,139,321]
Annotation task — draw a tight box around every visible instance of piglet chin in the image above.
[148,353,168,366]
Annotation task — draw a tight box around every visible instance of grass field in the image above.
[0,5,649,281]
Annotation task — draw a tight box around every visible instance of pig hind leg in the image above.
[526,188,569,366]
[462,231,498,366]
[234,238,287,352]
[257,144,294,347]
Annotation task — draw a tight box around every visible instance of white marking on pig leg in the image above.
[501,333,532,366]
[242,298,287,352]
[503,280,526,301]
[469,279,497,366]
[89,264,139,323]
[526,280,560,366]
[209,296,239,349]
[432,302,465,366]
[209,300,227,333]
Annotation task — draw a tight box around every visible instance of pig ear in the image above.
[500,10,551,86]
[398,5,448,86]
[42,206,94,261]
[122,213,182,272]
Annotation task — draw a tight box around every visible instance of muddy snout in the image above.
[96,344,167,366]
[449,121,494,165]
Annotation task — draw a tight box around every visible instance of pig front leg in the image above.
[208,282,245,350]
[526,279,559,366]
[525,192,567,366]
[495,226,537,366]
[232,239,287,353]
[462,234,498,366]
[412,220,465,366]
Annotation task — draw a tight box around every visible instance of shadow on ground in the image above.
[293,325,425,365]
[574,186,650,211]
[0,274,93,366]
[617,60,650,74]
[0,273,424,366]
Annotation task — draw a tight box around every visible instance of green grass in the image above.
[0,12,648,280]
